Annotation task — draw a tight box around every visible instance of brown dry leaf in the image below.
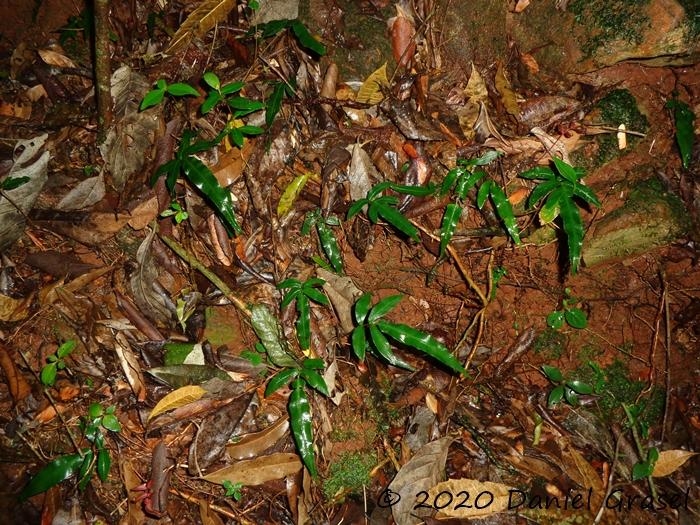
[513,0,531,13]
[483,136,542,157]
[166,0,237,55]
[560,441,604,509]
[0,100,31,119]
[114,332,147,402]
[130,227,173,326]
[426,479,514,519]
[317,268,363,334]
[211,141,251,187]
[0,342,31,401]
[199,500,226,525]
[530,126,571,164]
[119,456,148,525]
[226,417,290,460]
[388,4,416,68]
[38,48,78,68]
[520,52,540,74]
[56,173,106,211]
[495,61,520,118]
[389,437,453,525]
[346,143,379,201]
[475,103,506,144]
[127,196,159,230]
[202,452,302,485]
[148,385,207,422]
[356,63,389,105]
[652,449,698,477]
[0,293,31,321]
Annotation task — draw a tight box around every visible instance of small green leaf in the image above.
[303,286,329,306]
[368,294,403,322]
[290,20,326,56]
[347,199,369,219]
[88,403,104,419]
[539,188,562,224]
[316,222,344,274]
[527,179,558,208]
[18,452,86,500]
[220,81,245,96]
[439,203,462,256]
[546,310,565,330]
[369,324,414,370]
[563,386,579,406]
[547,385,565,407]
[140,88,165,110]
[375,201,419,241]
[238,125,265,136]
[201,92,222,114]
[565,307,587,329]
[440,167,461,196]
[354,293,372,324]
[166,82,200,97]
[476,180,491,209]
[559,192,584,273]
[454,170,486,200]
[96,448,111,481]
[40,363,58,386]
[265,368,299,396]
[552,157,578,184]
[570,182,601,208]
[351,326,367,361]
[77,450,95,490]
[296,295,311,350]
[519,166,554,180]
[288,379,317,477]
[489,183,521,244]
[300,368,329,396]
[632,461,653,481]
[101,414,122,433]
[228,97,265,113]
[266,81,286,126]
[666,98,695,169]
[542,364,563,383]
[202,72,220,91]
[302,358,325,370]
[1,176,30,190]
[566,380,593,395]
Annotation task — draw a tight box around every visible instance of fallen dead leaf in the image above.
[148,385,208,422]
[652,449,698,477]
[202,452,302,485]
[427,479,514,519]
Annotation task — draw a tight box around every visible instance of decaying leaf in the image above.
[0,293,31,322]
[130,227,174,327]
[202,452,302,486]
[226,417,290,460]
[427,479,513,519]
[114,332,147,402]
[495,61,520,118]
[388,4,416,68]
[652,449,698,477]
[474,102,506,144]
[346,143,378,202]
[316,268,363,334]
[356,63,389,105]
[166,0,237,55]
[148,385,207,422]
[249,304,297,367]
[0,134,49,251]
[278,173,311,217]
[388,436,453,525]
[57,173,106,211]
[146,364,233,388]
[0,342,31,401]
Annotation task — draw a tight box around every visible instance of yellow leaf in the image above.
[148,385,207,422]
[356,63,389,105]
[652,449,698,477]
[277,173,311,217]
[495,61,520,118]
[166,0,237,55]
[0,293,31,321]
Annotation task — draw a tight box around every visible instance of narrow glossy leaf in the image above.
[559,193,584,274]
[300,368,329,397]
[277,278,302,290]
[280,289,301,309]
[40,363,57,386]
[377,321,465,375]
[369,324,414,370]
[77,450,95,490]
[166,83,200,97]
[548,385,565,407]
[354,293,372,324]
[367,202,380,223]
[519,166,554,180]
[316,222,344,274]
[1,176,30,190]
[140,88,165,110]
[552,157,578,184]
[303,286,329,306]
[296,295,311,350]
[351,325,367,361]
[539,188,562,224]
[265,368,299,396]
[302,358,325,370]
[96,448,111,482]
[266,82,286,126]
[183,156,241,234]
[289,379,317,477]
[18,452,86,500]
[468,149,502,166]
[563,386,579,406]
[454,169,486,200]
[666,98,695,169]
[476,180,491,209]
[440,167,461,196]
[542,364,563,383]
[565,307,588,328]
[347,199,369,219]
[546,310,565,329]
[220,81,245,96]
[571,182,601,208]
[238,125,265,136]
[368,294,403,322]
[386,182,436,196]
[527,179,558,208]
[153,158,180,189]
[376,202,419,241]
[101,414,122,432]
[250,304,297,368]
[228,127,244,148]
[439,203,462,256]
[201,92,222,114]
[301,210,316,235]
[256,19,291,38]
[566,380,594,395]
[489,183,521,244]
[290,20,326,56]
[202,72,220,90]
[228,97,265,113]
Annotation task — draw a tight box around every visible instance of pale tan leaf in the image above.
[0,293,31,321]
[356,63,389,105]
[426,479,513,519]
[652,449,698,477]
[166,0,237,55]
[513,0,530,13]
[464,63,487,103]
[148,385,207,422]
[38,48,78,68]
[346,143,378,201]
[114,332,147,402]
[202,453,302,485]
[495,61,520,118]
[227,417,289,460]
[317,268,364,334]
[474,102,506,144]
[57,173,106,211]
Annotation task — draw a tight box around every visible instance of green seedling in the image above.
[623,402,659,481]
[252,19,326,56]
[160,201,189,224]
[547,288,588,330]
[41,340,77,386]
[520,157,601,274]
[666,96,695,169]
[348,181,435,242]
[18,403,121,500]
[266,80,295,126]
[351,293,466,375]
[542,364,595,407]
[222,480,244,501]
[153,129,242,235]
[278,277,330,350]
[490,266,507,300]
[302,209,344,274]
[476,179,521,246]
[140,78,200,110]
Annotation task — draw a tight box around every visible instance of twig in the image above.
[93,0,114,144]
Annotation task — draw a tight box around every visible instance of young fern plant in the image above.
[520,157,601,274]
[351,293,466,375]
[347,181,435,242]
